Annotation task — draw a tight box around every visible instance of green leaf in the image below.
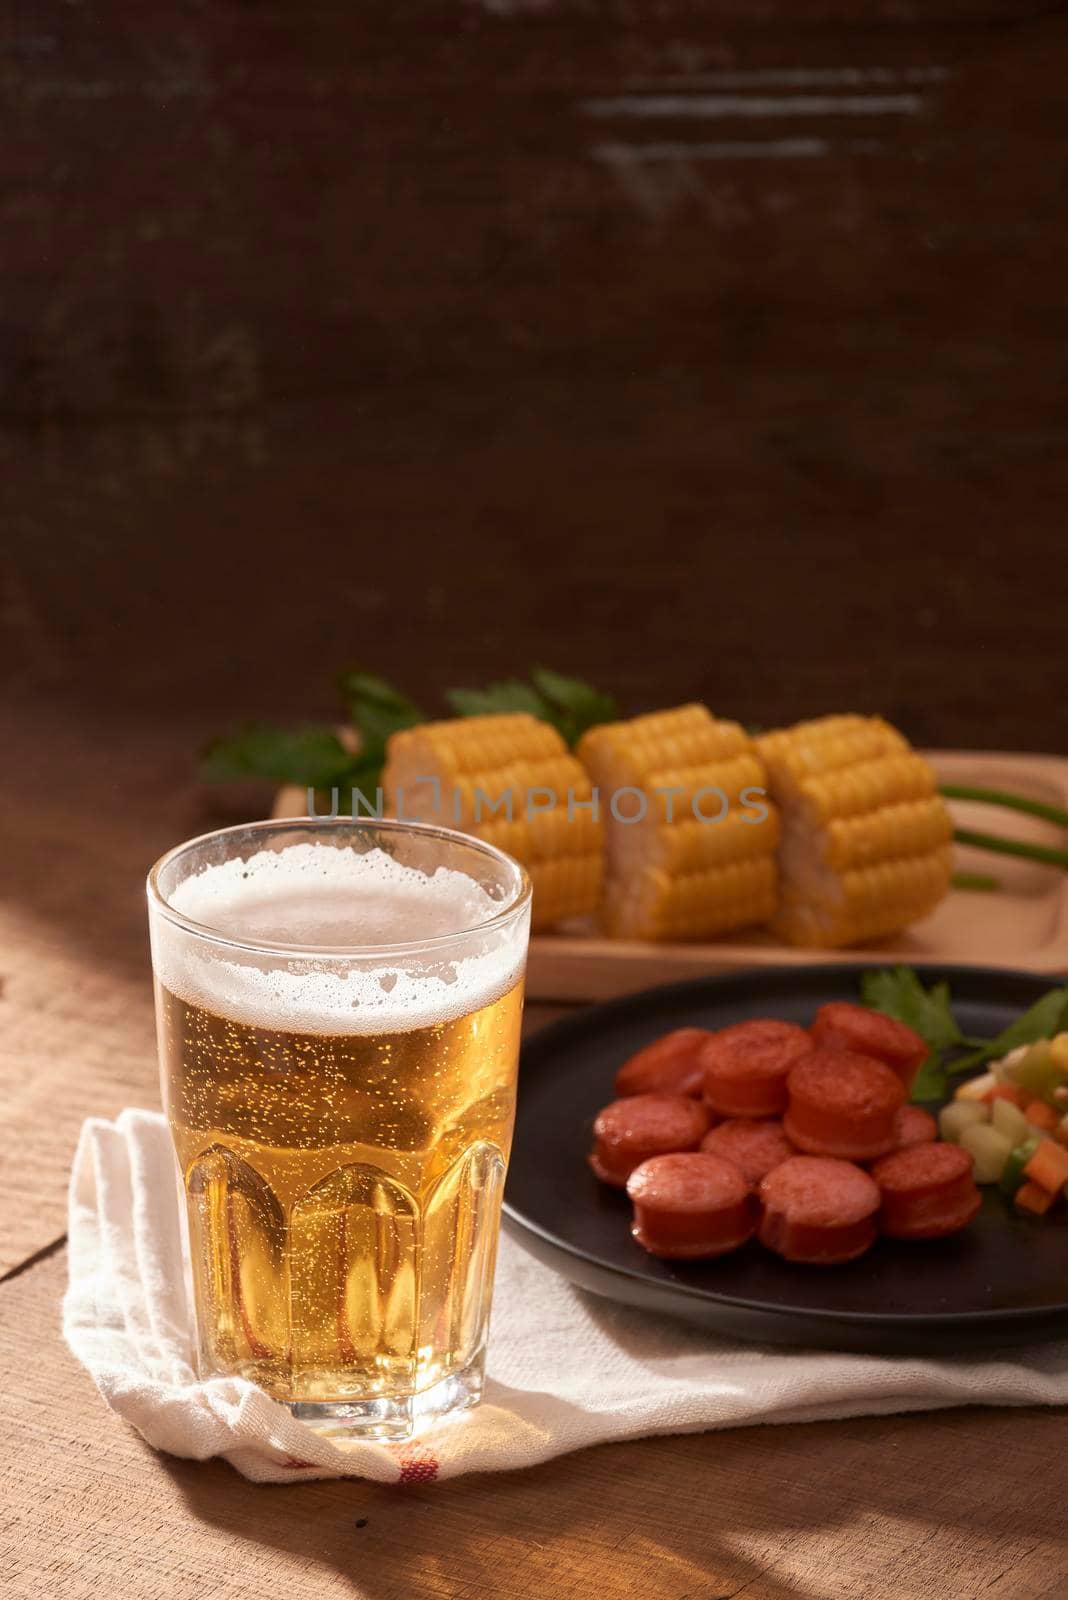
[860,965,1068,1098]
[860,966,966,1054]
[860,966,966,1105]
[530,667,617,745]
[910,1052,949,1101]
[951,870,1002,892]
[446,669,615,745]
[446,681,548,720]
[947,987,1068,1075]
[340,670,424,758]
[200,725,355,788]
[202,664,614,799]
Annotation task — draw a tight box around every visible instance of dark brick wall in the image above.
[3,3,1066,749]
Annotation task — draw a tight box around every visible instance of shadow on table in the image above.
[165,1399,1062,1600]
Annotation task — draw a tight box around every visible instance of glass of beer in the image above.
[147,817,531,1439]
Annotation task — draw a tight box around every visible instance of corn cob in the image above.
[576,704,779,941]
[382,713,602,930]
[755,714,952,948]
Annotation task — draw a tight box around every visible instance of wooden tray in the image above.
[276,751,1068,1000]
[527,750,1068,1001]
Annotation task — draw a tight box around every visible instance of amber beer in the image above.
[148,821,531,1438]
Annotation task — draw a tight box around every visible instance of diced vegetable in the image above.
[1015,1181,1058,1217]
[999,1136,1041,1196]
[959,1123,1014,1184]
[992,1044,1030,1084]
[1024,1100,1058,1132]
[1055,1113,1068,1150]
[991,1098,1030,1147]
[939,1101,990,1143]
[1022,1139,1068,1193]
[987,1084,1025,1108]
[956,1071,998,1102]
[1013,1042,1067,1103]
[1049,1032,1068,1072]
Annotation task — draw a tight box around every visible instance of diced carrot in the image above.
[1023,1139,1068,1194]
[1014,1180,1058,1216]
[1055,1114,1068,1150]
[1024,1101,1058,1132]
[987,1085,1025,1108]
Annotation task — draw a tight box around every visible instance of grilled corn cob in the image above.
[755,714,952,948]
[576,704,779,941]
[382,712,602,930]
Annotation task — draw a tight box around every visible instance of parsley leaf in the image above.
[860,966,966,1054]
[447,670,615,746]
[530,667,617,745]
[860,965,1068,1100]
[860,966,965,1103]
[200,725,355,789]
[947,987,1068,1076]
[340,671,424,759]
[203,665,615,796]
[446,680,548,720]
[909,1053,950,1101]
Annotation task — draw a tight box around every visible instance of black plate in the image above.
[503,964,1068,1353]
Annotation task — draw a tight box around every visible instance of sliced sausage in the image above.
[627,1152,758,1259]
[589,1093,712,1188]
[893,1104,938,1150]
[870,1143,981,1239]
[701,1019,812,1118]
[810,1001,928,1093]
[759,1156,880,1265]
[700,1118,796,1186]
[784,1048,905,1161]
[615,1027,711,1098]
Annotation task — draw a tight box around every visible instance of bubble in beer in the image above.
[153,838,529,1416]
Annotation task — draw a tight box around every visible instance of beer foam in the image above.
[153,844,528,1034]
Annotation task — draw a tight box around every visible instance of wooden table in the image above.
[1,706,1066,1600]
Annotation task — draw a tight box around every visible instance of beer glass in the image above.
[147,817,531,1439]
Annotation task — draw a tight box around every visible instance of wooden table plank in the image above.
[3,1247,1066,1600]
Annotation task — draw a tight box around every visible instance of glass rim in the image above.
[146,816,533,960]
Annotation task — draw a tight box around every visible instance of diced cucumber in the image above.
[991,1098,1031,1147]
[939,1101,989,1143]
[959,1123,1014,1184]
[999,1136,1042,1197]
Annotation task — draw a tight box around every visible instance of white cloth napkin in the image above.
[64,1110,1068,1485]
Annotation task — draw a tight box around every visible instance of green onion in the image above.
[951,870,1002,892]
[940,783,1068,829]
[953,828,1068,870]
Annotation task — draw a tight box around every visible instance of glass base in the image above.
[288,1348,486,1442]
